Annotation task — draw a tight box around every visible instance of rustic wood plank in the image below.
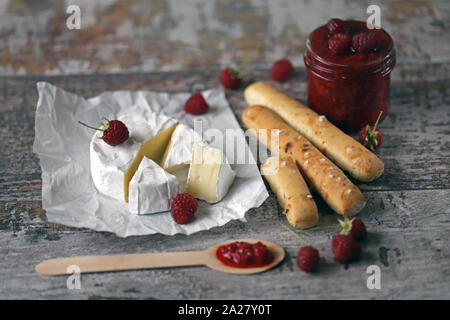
[0,69,449,299]
[0,0,449,77]
[0,189,448,299]
[1,71,449,203]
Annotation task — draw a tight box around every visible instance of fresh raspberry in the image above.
[184,92,209,115]
[102,120,129,146]
[360,126,383,151]
[220,45,262,89]
[297,246,319,272]
[332,234,361,263]
[326,18,345,34]
[339,216,367,240]
[220,68,242,89]
[171,193,198,224]
[352,32,378,53]
[328,33,352,54]
[79,119,129,146]
[348,217,367,240]
[359,111,384,151]
[271,59,294,82]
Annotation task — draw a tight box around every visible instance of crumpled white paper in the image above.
[33,82,268,237]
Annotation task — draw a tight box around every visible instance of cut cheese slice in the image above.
[160,123,204,173]
[123,122,177,202]
[185,144,236,203]
[90,112,177,203]
[128,157,179,215]
[170,164,190,192]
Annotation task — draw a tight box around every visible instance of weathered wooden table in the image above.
[0,66,449,299]
[1,0,450,300]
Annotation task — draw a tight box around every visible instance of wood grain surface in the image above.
[0,68,449,299]
[0,0,449,76]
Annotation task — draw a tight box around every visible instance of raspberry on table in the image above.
[339,216,368,241]
[171,193,198,224]
[332,234,361,263]
[271,59,294,82]
[328,33,352,54]
[348,217,367,240]
[297,246,320,272]
[359,111,384,151]
[220,68,242,89]
[359,125,383,150]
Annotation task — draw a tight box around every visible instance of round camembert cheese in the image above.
[90,112,178,207]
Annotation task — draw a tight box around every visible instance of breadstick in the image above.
[261,156,318,229]
[244,82,384,182]
[242,105,366,216]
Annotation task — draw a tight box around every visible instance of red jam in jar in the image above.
[216,241,273,268]
[304,20,395,130]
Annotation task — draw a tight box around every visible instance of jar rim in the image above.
[305,24,395,70]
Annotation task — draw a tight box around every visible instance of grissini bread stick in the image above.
[244,82,384,182]
[261,156,318,229]
[242,105,366,216]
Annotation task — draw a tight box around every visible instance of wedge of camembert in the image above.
[90,112,177,203]
[128,157,179,215]
[185,143,236,203]
[169,165,190,192]
[160,123,204,173]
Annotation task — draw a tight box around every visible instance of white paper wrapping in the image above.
[33,82,268,237]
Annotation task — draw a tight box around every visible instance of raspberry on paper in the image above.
[171,193,198,224]
[184,92,209,115]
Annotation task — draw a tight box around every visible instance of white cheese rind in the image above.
[186,144,236,203]
[216,155,236,202]
[161,123,204,171]
[128,157,179,215]
[90,112,177,202]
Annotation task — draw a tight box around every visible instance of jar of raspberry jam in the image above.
[304,20,395,130]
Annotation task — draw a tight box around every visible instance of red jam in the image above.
[304,20,396,130]
[216,241,273,268]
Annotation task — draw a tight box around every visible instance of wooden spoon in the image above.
[35,239,285,276]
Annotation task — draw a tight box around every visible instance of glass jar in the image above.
[304,20,395,130]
